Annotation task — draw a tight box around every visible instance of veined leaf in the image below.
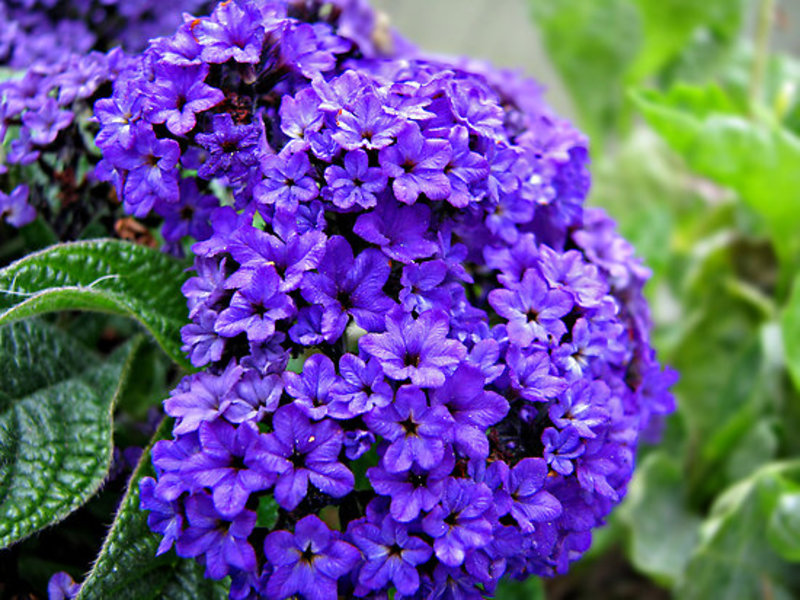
[676,461,800,599]
[0,321,143,549]
[76,419,229,600]
[0,239,191,369]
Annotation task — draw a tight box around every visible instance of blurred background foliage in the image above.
[377,0,800,598]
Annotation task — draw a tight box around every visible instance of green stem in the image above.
[749,0,776,115]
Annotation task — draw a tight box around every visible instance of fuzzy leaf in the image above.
[0,239,191,369]
[77,419,229,600]
[0,321,143,549]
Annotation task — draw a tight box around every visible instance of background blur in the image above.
[375,1,800,599]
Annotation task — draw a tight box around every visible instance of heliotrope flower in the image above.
[111,2,678,596]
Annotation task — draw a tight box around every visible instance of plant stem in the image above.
[749,0,776,115]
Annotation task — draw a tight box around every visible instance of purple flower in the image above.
[360,310,466,388]
[488,268,573,347]
[323,149,387,209]
[47,572,80,600]
[353,200,438,264]
[184,420,274,517]
[378,123,451,204]
[194,1,265,64]
[432,365,508,459]
[109,123,180,217]
[215,264,296,343]
[224,370,284,423]
[140,477,183,555]
[146,64,224,136]
[422,479,493,567]
[256,404,354,510]
[364,384,453,473]
[196,114,262,181]
[283,354,339,420]
[348,516,432,595]
[21,97,73,145]
[506,345,567,403]
[279,87,324,151]
[328,354,393,419]
[301,236,395,336]
[548,380,609,438]
[176,492,257,580]
[0,185,35,227]
[542,427,585,476]
[255,150,319,214]
[264,515,360,600]
[442,125,490,208]
[164,362,243,435]
[367,450,454,523]
[228,226,327,293]
[332,91,403,151]
[487,459,562,533]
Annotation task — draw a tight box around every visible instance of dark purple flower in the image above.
[165,362,243,434]
[488,268,573,347]
[432,365,508,459]
[348,516,432,595]
[176,492,257,580]
[353,200,438,264]
[0,185,35,227]
[184,420,274,517]
[442,125,490,208]
[378,122,451,204]
[47,572,80,600]
[506,345,566,403]
[324,149,388,209]
[301,236,395,337]
[283,354,339,420]
[548,380,609,438]
[255,150,319,214]
[215,264,296,343]
[486,459,561,533]
[193,1,265,64]
[364,384,453,473]
[224,370,283,423]
[195,114,262,181]
[264,515,360,600]
[140,476,183,555]
[328,354,393,419]
[542,427,584,476]
[256,404,353,510]
[109,123,180,217]
[367,449,454,523]
[279,87,324,151]
[228,226,327,293]
[146,63,224,135]
[359,310,466,388]
[22,97,72,145]
[422,479,493,567]
[332,91,403,151]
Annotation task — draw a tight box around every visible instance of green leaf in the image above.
[632,85,800,280]
[0,320,143,549]
[676,461,800,599]
[0,239,191,369]
[781,274,800,392]
[527,0,642,145]
[628,0,745,84]
[767,485,800,563]
[618,452,701,585]
[77,419,229,600]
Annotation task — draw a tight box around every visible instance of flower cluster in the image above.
[0,0,214,69]
[101,1,679,598]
